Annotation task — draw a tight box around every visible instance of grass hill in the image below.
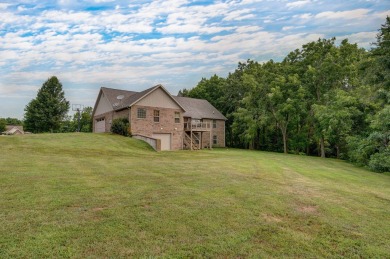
[1,133,389,258]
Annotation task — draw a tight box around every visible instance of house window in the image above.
[154,110,160,122]
[213,120,217,128]
[213,135,217,145]
[175,112,180,123]
[137,108,146,119]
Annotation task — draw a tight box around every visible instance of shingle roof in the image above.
[173,96,227,120]
[116,85,160,110]
[101,87,137,108]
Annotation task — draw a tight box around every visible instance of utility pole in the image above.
[72,104,84,132]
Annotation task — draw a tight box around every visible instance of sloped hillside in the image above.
[0,133,389,258]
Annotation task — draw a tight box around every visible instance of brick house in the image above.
[92,84,227,151]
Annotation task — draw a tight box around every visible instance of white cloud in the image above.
[294,13,312,19]
[286,0,311,8]
[240,0,264,4]
[223,9,255,21]
[338,31,377,49]
[315,9,371,20]
[282,25,305,31]
[0,3,11,9]
[236,26,263,33]
[17,5,27,12]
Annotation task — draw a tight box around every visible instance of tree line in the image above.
[179,17,389,173]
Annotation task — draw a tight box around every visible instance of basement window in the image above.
[175,112,180,123]
[154,110,160,122]
[213,135,217,145]
[137,108,146,119]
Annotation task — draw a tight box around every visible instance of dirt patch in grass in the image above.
[297,205,318,214]
[262,213,283,223]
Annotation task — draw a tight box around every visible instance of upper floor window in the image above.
[213,120,217,128]
[137,108,146,119]
[154,110,160,122]
[175,112,180,123]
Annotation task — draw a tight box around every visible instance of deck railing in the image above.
[184,121,211,131]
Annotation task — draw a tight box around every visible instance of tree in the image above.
[177,88,190,97]
[222,61,256,147]
[58,107,93,133]
[24,76,70,133]
[0,118,6,132]
[74,106,93,132]
[267,74,305,154]
[187,75,225,108]
[313,90,361,158]
[59,115,75,133]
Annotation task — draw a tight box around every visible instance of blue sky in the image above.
[0,0,389,119]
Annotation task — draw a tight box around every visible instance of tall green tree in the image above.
[24,76,70,133]
[313,90,361,158]
[222,61,257,147]
[300,38,340,157]
[266,73,305,154]
[232,61,271,149]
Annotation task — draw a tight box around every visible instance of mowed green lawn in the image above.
[0,133,389,258]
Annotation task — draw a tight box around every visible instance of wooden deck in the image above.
[184,121,211,131]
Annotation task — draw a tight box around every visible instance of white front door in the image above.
[152,133,171,151]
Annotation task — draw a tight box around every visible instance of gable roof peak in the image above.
[115,84,186,111]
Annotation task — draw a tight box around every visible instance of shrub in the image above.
[110,118,131,137]
[369,149,390,173]
[346,136,375,166]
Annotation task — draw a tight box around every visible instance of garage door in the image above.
[95,119,105,133]
[152,133,171,151]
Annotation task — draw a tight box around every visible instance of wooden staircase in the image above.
[183,132,200,150]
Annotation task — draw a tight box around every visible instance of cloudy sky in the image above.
[0,0,389,119]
